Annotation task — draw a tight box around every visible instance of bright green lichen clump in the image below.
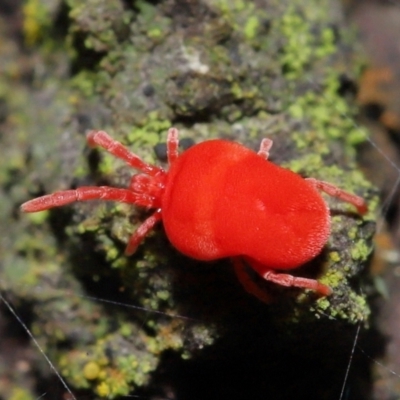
[22,0,51,46]
[8,388,35,400]
[287,73,369,151]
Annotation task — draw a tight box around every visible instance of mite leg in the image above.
[262,269,332,296]
[21,187,155,213]
[257,138,273,160]
[167,127,179,165]
[306,178,368,215]
[125,209,162,255]
[232,257,272,303]
[87,130,164,177]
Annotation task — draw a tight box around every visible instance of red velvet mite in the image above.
[21,128,367,301]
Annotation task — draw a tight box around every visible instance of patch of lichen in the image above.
[22,0,52,46]
[212,0,271,45]
[133,0,172,42]
[124,113,172,159]
[64,0,288,126]
[287,73,369,156]
[1,0,378,397]
[6,387,35,400]
[66,0,133,53]
[70,201,179,314]
[277,4,336,80]
[269,0,369,160]
[314,288,369,324]
[53,302,188,399]
[57,327,162,398]
[4,226,191,399]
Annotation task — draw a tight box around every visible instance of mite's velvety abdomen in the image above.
[213,156,330,269]
[161,140,252,260]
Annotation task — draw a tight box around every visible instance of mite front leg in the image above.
[257,138,273,160]
[87,130,164,177]
[21,187,156,213]
[167,127,179,166]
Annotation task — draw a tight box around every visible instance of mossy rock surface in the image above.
[0,0,378,399]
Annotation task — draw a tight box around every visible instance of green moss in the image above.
[351,240,371,262]
[348,226,358,240]
[314,289,369,324]
[97,152,117,175]
[328,251,341,263]
[134,0,172,41]
[279,12,314,79]
[209,0,271,51]
[288,85,368,154]
[25,210,49,225]
[320,269,344,289]
[119,324,133,338]
[315,297,330,311]
[8,388,35,400]
[127,113,171,144]
[83,361,101,380]
[275,3,367,153]
[70,71,102,98]
[315,27,336,58]
[363,194,380,221]
[277,3,339,80]
[244,16,260,40]
[56,327,164,398]
[66,0,133,52]
[97,382,111,397]
[22,0,51,46]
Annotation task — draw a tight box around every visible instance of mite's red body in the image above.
[21,128,367,301]
[163,140,329,269]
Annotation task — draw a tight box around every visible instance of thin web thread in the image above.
[0,292,77,400]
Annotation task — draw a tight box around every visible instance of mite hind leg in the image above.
[306,178,367,215]
[124,209,162,255]
[232,257,272,303]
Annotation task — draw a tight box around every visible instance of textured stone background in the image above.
[0,1,379,399]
